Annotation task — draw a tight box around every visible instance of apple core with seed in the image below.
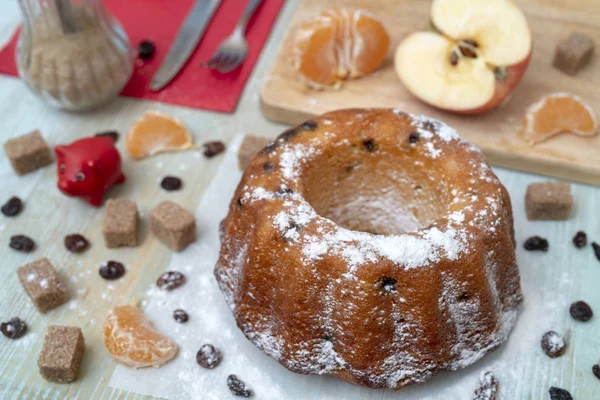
[394,0,532,114]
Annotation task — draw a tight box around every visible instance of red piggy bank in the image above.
[55,137,125,206]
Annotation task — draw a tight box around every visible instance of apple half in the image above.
[395,0,532,114]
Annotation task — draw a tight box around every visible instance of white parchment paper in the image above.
[109,134,572,399]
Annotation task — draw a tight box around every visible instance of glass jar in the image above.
[16,0,133,111]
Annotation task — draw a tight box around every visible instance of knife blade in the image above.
[150,0,222,91]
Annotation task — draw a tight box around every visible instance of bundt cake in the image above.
[215,108,522,390]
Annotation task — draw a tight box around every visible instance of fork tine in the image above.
[220,55,242,73]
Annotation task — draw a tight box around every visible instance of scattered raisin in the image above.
[227,374,253,397]
[0,317,27,339]
[1,196,23,217]
[541,331,567,358]
[592,242,600,261]
[156,271,186,291]
[64,234,90,253]
[593,364,600,380]
[524,236,548,252]
[9,235,35,252]
[572,231,587,248]
[237,197,243,209]
[549,387,572,400]
[570,300,593,322]
[99,261,125,280]
[173,309,189,323]
[138,40,155,60]
[450,51,459,66]
[160,176,183,191]
[380,277,397,293]
[362,139,376,152]
[473,371,498,400]
[94,130,119,142]
[263,162,274,172]
[203,141,226,158]
[196,344,222,369]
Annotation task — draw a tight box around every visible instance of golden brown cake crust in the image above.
[215,109,522,390]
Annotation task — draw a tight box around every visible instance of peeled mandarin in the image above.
[290,9,389,88]
[104,304,178,368]
[125,110,193,159]
[523,92,598,145]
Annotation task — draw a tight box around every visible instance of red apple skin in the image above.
[420,42,533,116]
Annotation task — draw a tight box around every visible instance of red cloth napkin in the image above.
[0,0,284,112]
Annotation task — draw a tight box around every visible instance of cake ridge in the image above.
[215,108,522,390]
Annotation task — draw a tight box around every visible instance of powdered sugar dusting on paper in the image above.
[108,133,576,400]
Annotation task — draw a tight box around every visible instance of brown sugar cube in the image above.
[3,130,53,175]
[525,182,573,220]
[17,258,69,313]
[238,135,272,170]
[553,33,595,75]
[150,200,196,251]
[102,199,139,248]
[38,326,85,383]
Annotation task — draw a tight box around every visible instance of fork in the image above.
[203,0,263,73]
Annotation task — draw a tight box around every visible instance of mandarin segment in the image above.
[103,304,178,368]
[290,8,389,88]
[125,110,193,159]
[523,92,598,146]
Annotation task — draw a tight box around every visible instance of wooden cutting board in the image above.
[260,0,600,186]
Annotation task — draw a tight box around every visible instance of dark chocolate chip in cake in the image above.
[237,197,243,209]
[549,387,573,400]
[263,162,274,172]
[279,128,298,142]
[10,234,35,252]
[1,317,27,339]
[64,234,90,253]
[541,331,567,358]
[570,300,593,322]
[1,196,23,217]
[227,374,253,397]
[524,236,548,252]
[457,291,471,301]
[362,139,376,152]
[408,132,420,144]
[380,277,397,293]
[300,120,318,131]
[156,271,186,291]
[196,344,222,369]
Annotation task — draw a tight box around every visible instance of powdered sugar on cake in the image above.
[215,111,522,390]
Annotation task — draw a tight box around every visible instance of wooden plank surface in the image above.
[0,1,599,399]
[260,0,600,186]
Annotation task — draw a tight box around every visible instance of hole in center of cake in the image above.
[301,144,449,235]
